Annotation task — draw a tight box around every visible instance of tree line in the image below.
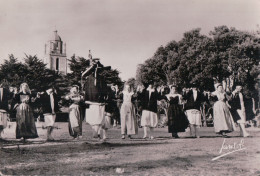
[136,26,260,96]
[0,54,123,96]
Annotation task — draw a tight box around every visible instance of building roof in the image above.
[54,30,61,41]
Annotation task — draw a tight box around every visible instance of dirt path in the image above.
[1,122,260,175]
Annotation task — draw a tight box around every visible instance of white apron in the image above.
[44,113,56,127]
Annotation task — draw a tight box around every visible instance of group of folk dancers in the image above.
[0,80,252,142]
[113,82,251,140]
[0,57,253,142]
[67,81,251,140]
[0,83,59,141]
[71,81,252,140]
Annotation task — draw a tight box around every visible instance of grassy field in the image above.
[1,122,260,175]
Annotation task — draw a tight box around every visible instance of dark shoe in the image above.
[220,132,229,138]
[95,134,101,139]
[172,133,179,138]
[221,134,229,138]
[47,138,55,142]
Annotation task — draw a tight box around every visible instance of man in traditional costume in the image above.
[36,86,60,141]
[140,83,162,139]
[229,84,250,137]
[82,52,110,140]
[0,83,11,140]
[182,83,206,138]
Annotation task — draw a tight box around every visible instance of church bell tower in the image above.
[44,30,67,74]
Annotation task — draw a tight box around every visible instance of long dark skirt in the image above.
[16,103,38,139]
[167,104,189,133]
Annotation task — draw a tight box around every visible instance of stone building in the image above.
[44,30,67,74]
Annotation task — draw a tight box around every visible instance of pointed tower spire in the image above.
[88,50,94,65]
[88,50,92,60]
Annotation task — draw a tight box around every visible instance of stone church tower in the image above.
[44,30,67,74]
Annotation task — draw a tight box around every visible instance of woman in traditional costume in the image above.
[65,85,84,139]
[14,83,38,141]
[165,85,189,138]
[120,84,138,139]
[210,84,236,137]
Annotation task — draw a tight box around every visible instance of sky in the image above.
[0,0,259,81]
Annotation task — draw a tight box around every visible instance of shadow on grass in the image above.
[1,155,219,175]
[85,141,170,148]
[85,156,194,174]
